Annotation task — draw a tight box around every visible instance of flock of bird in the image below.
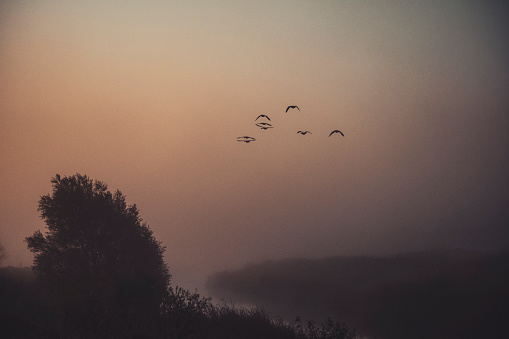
[237,105,344,143]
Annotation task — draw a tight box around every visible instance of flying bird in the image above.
[255,122,273,130]
[237,136,256,143]
[329,130,344,137]
[286,105,300,112]
[255,114,271,121]
[297,131,312,135]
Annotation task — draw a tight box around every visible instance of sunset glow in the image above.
[1,1,508,293]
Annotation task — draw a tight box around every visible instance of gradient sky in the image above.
[1,0,508,291]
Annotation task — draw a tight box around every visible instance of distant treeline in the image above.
[206,249,509,339]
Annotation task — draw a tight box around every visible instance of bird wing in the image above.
[296,106,300,111]
[286,106,290,112]
[329,130,344,137]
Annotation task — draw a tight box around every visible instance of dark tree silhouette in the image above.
[26,174,170,337]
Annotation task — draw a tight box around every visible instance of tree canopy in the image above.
[26,174,170,337]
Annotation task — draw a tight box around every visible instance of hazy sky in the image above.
[1,0,508,291]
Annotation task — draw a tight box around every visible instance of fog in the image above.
[1,0,508,292]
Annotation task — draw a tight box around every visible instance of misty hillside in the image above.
[206,250,509,339]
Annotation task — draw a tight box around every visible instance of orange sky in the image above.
[1,0,508,291]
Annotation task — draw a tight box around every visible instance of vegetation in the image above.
[25,174,170,337]
[1,174,357,338]
[5,173,507,338]
[207,250,509,339]
[0,265,356,339]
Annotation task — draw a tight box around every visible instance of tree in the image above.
[26,174,170,337]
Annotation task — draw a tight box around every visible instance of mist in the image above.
[1,0,508,295]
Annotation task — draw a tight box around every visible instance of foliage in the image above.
[199,302,297,339]
[18,174,358,338]
[160,286,213,338]
[1,267,358,339]
[296,317,356,339]
[25,174,170,337]
[159,286,356,338]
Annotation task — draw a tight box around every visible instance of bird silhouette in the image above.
[237,136,256,143]
[286,105,300,112]
[297,131,312,135]
[255,114,271,121]
[329,130,344,137]
[255,122,273,130]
